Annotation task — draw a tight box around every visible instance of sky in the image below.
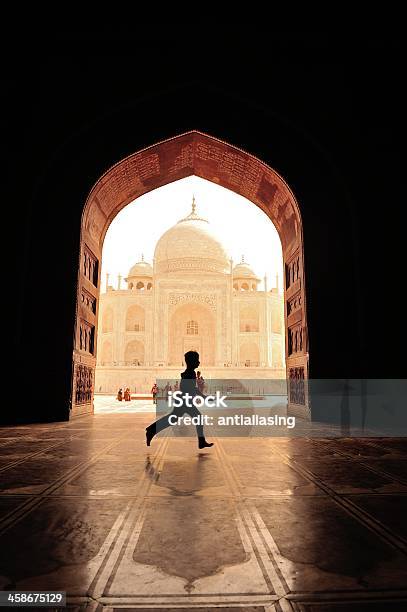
[101,176,283,292]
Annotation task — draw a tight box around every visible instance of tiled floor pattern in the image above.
[0,411,406,611]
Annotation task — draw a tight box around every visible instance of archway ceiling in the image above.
[83,131,301,254]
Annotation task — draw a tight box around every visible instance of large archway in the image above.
[73,131,308,418]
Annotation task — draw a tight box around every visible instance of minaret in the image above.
[275,272,279,293]
[264,273,268,292]
[118,274,122,290]
[229,257,234,367]
[105,272,110,291]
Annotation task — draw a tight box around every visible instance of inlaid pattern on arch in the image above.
[75,364,93,405]
[287,293,302,316]
[285,254,300,290]
[81,289,97,314]
[288,324,303,356]
[289,367,305,405]
[79,320,95,354]
[83,246,99,286]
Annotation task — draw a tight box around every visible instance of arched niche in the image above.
[168,303,216,367]
[239,340,260,367]
[124,339,145,365]
[125,305,145,332]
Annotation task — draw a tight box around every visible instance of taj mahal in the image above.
[95,197,285,393]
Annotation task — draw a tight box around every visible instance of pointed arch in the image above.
[73,131,308,418]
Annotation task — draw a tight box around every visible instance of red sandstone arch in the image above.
[73,131,308,417]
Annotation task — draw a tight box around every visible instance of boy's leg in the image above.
[146,411,175,445]
[185,405,214,448]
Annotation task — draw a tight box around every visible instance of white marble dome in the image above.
[127,258,153,278]
[233,259,259,279]
[154,198,230,274]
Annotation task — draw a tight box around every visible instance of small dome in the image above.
[126,256,153,279]
[233,257,259,280]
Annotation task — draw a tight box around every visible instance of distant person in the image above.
[164,382,170,398]
[151,383,158,404]
[124,387,131,401]
[117,388,123,401]
[146,351,214,449]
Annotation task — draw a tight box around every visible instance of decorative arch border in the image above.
[73,131,309,417]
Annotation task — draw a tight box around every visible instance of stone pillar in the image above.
[229,258,234,365]
[114,295,122,365]
[232,299,239,366]
[265,294,272,367]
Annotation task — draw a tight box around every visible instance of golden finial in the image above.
[241,254,245,263]
[177,195,208,224]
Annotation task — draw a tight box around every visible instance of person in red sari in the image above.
[151,383,158,404]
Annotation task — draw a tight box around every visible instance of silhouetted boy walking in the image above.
[146,350,214,449]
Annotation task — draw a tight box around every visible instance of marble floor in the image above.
[0,410,406,611]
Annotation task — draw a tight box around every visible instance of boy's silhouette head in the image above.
[184,350,200,370]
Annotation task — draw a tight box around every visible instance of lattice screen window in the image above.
[186,320,199,335]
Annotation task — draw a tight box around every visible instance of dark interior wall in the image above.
[5,32,402,424]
